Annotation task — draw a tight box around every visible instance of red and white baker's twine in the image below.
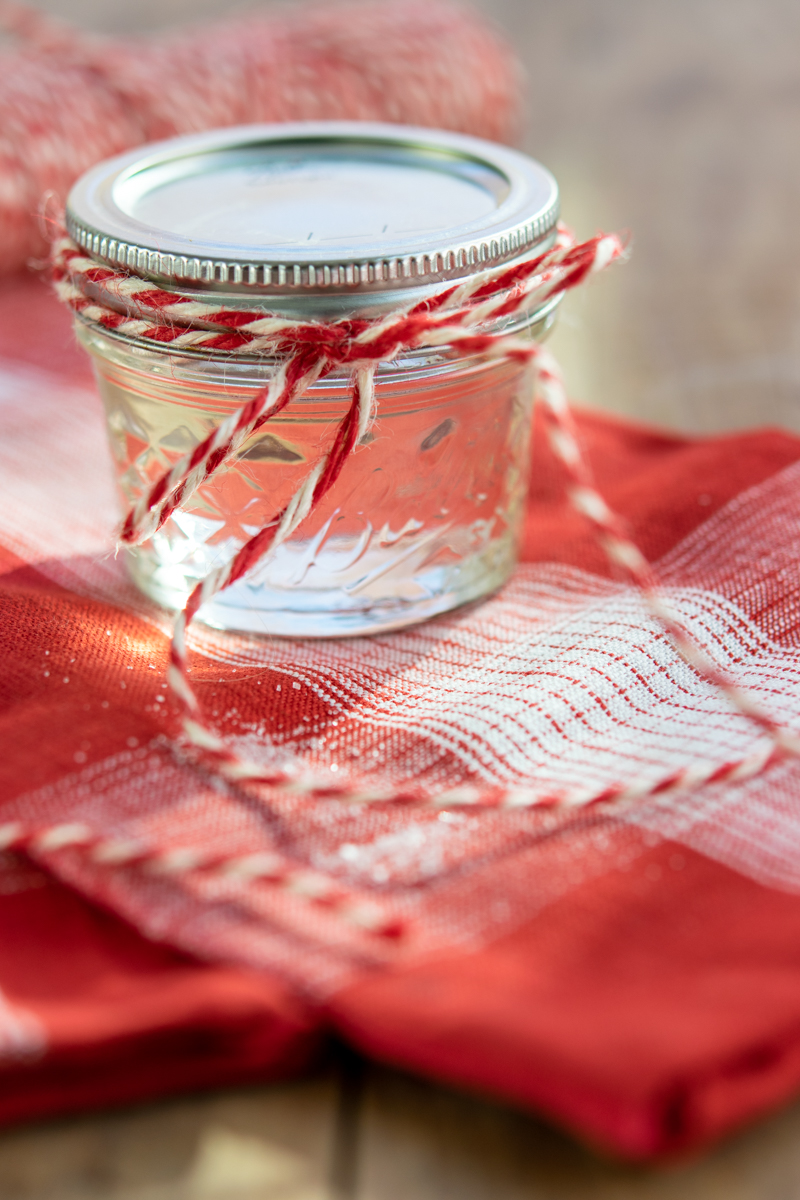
[0,817,402,937]
[46,228,800,936]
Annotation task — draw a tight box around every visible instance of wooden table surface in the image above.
[6,0,800,1195]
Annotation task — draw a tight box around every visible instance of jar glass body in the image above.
[79,319,545,637]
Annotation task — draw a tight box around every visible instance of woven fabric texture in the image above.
[3,278,800,1156]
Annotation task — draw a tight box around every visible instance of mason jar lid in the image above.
[66,121,559,318]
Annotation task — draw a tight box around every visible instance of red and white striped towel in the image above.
[3,277,800,1156]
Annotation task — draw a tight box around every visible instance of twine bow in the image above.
[52,229,800,815]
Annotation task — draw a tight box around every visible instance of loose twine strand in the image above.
[39,227,800,938]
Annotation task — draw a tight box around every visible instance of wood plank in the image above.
[4,1063,800,1199]
[0,1071,341,1199]
[356,1064,800,1200]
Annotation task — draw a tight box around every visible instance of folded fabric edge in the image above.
[326,841,800,1161]
[0,871,322,1129]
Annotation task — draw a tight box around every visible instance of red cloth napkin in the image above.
[3,272,800,1158]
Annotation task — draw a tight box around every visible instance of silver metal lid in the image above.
[66,122,559,306]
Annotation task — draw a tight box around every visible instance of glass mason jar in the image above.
[66,122,561,637]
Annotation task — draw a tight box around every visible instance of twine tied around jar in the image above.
[51,228,800,818]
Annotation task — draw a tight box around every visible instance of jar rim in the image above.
[66,121,560,316]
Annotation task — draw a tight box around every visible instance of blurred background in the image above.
[8,0,800,436]
[5,1,800,1197]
